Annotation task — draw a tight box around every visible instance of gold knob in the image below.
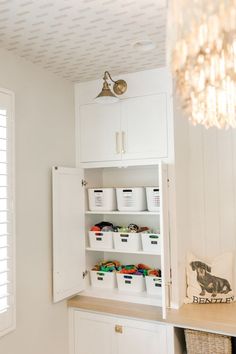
[115,325,123,334]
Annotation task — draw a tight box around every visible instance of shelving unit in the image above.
[82,164,169,313]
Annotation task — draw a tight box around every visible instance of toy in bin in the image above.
[90,221,115,232]
[117,264,162,293]
[89,222,115,249]
[90,260,121,290]
[144,265,162,295]
[92,260,121,272]
[117,265,145,293]
[113,224,149,252]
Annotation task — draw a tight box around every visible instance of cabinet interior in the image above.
[80,165,165,307]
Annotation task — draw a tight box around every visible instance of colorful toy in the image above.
[128,223,139,233]
[92,260,121,272]
[90,225,101,231]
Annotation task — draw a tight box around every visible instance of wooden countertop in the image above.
[68,296,236,336]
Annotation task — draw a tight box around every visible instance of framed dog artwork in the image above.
[185,252,235,304]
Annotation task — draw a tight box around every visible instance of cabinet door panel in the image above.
[52,167,85,302]
[159,163,170,319]
[121,94,168,160]
[79,103,121,163]
[74,314,113,354]
[116,324,167,354]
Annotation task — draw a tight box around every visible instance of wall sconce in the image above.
[95,71,127,104]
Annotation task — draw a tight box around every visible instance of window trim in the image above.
[0,88,15,337]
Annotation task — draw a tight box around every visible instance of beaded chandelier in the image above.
[170,0,236,129]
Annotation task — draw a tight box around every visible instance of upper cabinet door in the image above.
[79,103,121,163]
[121,94,168,161]
[52,167,85,302]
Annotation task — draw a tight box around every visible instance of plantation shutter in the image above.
[0,89,15,337]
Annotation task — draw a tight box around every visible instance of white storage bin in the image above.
[145,276,162,295]
[88,188,116,211]
[90,270,116,289]
[116,187,146,211]
[89,231,113,249]
[113,232,141,251]
[117,273,145,293]
[141,233,161,254]
[146,187,160,212]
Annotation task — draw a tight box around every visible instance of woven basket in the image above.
[185,329,232,354]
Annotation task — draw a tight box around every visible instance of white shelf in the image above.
[86,247,161,256]
[80,286,162,307]
[85,211,160,215]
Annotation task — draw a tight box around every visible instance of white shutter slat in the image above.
[0,224,7,235]
[0,176,7,186]
[0,272,8,285]
[0,140,7,151]
[0,165,7,171]
[0,127,6,139]
[0,236,7,248]
[0,248,8,260]
[0,284,8,297]
[0,299,9,312]
[0,188,7,199]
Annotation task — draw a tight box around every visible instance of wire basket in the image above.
[185,329,232,354]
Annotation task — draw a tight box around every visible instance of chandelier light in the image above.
[170,0,236,129]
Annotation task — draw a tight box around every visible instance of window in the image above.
[0,89,15,337]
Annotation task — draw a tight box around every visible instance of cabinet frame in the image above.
[52,163,172,318]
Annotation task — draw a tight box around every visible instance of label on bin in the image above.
[152,189,160,207]
[122,189,134,207]
[94,190,104,207]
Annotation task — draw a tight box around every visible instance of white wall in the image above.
[0,49,75,354]
[187,125,236,259]
[174,99,236,303]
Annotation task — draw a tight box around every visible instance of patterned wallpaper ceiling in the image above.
[0,0,167,82]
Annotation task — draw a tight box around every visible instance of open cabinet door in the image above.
[52,167,85,302]
[159,163,171,319]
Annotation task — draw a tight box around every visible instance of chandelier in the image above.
[170,0,236,129]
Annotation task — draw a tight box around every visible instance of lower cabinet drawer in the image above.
[71,310,171,354]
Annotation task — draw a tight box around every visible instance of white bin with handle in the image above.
[117,273,145,293]
[113,232,141,251]
[116,187,146,211]
[141,233,161,254]
[90,271,116,289]
[88,188,116,211]
[145,276,162,295]
[146,187,160,212]
[89,231,113,249]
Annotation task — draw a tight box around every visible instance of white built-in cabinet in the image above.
[52,163,171,318]
[79,93,168,164]
[52,68,177,353]
[69,310,178,354]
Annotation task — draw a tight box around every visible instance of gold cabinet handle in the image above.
[121,131,126,154]
[115,132,120,154]
[115,324,123,334]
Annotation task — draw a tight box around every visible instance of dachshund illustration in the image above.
[190,261,232,297]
